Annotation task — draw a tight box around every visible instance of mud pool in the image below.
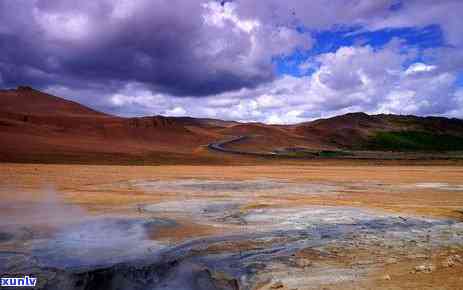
[1,178,463,290]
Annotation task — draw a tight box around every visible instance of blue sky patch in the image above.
[274,25,445,77]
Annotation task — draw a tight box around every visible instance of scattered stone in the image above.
[442,255,462,267]
[382,274,391,281]
[295,258,312,268]
[208,270,241,290]
[386,257,398,264]
[413,263,435,273]
[408,253,428,259]
[271,281,284,289]
[452,254,462,262]
[442,259,455,268]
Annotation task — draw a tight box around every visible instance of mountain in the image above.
[294,112,463,151]
[217,123,328,153]
[0,87,229,164]
[1,87,463,164]
[0,86,107,117]
[294,112,389,148]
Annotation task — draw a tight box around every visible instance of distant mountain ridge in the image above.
[1,87,463,164]
[294,112,463,150]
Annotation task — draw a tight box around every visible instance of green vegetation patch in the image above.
[317,150,353,157]
[368,131,463,151]
[282,151,317,158]
[278,149,353,158]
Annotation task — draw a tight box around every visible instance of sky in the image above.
[1,0,463,124]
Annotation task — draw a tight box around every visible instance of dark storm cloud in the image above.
[0,0,298,96]
[1,0,462,122]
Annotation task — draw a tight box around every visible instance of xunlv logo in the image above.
[1,276,37,287]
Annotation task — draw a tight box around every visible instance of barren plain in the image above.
[1,163,463,289]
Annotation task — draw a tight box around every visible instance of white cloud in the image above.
[165,106,186,116]
[46,42,462,124]
[34,10,90,41]
[447,89,463,117]
[198,0,313,81]
[256,94,284,109]
[110,0,139,19]
[366,1,463,47]
[202,1,260,34]
[28,1,462,124]
[405,63,437,75]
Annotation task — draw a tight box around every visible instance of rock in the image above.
[452,254,462,262]
[408,253,427,259]
[442,259,455,268]
[386,257,398,264]
[295,258,312,268]
[382,274,391,281]
[413,263,435,273]
[271,281,284,289]
[442,255,462,267]
[207,270,240,290]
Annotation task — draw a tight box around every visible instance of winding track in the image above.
[207,135,276,157]
[207,136,463,160]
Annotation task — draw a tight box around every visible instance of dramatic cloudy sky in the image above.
[1,0,463,123]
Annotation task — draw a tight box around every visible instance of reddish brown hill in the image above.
[377,114,463,136]
[218,123,327,153]
[0,87,226,164]
[1,87,463,163]
[294,112,463,150]
[0,86,107,117]
[294,112,391,148]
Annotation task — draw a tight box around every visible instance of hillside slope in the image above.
[295,112,463,151]
[0,87,226,164]
[1,87,463,164]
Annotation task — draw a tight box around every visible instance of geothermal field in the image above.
[1,164,462,290]
[3,1,463,289]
